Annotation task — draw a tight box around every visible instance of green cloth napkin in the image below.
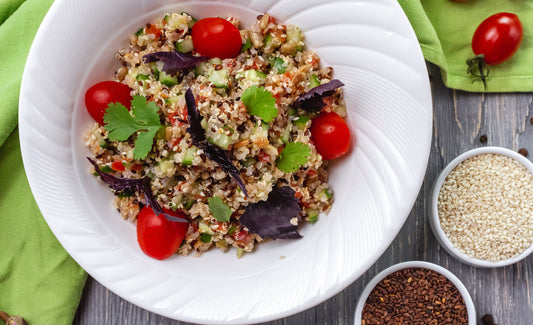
[0,1,87,324]
[398,0,533,92]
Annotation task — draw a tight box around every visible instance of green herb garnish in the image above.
[200,233,212,243]
[103,95,162,160]
[208,196,232,222]
[276,142,311,173]
[241,86,278,123]
[270,57,286,73]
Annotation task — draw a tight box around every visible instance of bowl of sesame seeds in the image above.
[430,147,533,268]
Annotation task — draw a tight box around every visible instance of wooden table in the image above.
[73,63,533,324]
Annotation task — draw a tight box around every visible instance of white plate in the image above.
[19,0,432,323]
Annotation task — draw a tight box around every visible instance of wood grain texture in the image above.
[73,64,533,324]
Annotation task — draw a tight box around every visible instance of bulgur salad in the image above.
[84,12,351,260]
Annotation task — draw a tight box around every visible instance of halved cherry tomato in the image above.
[85,81,132,125]
[310,111,351,160]
[191,17,242,59]
[136,206,189,260]
[472,12,523,65]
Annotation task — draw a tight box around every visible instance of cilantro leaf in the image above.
[276,142,311,173]
[270,57,286,74]
[104,95,162,159]
[208,196,232,222]
[133,127,160,160]
[241,86,278,122]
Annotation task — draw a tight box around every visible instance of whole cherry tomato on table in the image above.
[136,206,189,260]
[471,12,523,65]
[191,17,242,59]
[85,81,132,125]
[310,111,351,160]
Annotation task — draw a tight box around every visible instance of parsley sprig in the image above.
[241,86,278,123]
[104,95,161,159]
[277,142,311,173]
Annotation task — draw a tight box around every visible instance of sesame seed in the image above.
[437,153,533,261]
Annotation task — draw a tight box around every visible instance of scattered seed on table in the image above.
[479,135,488,144]
[361,268,468,325]
[518,148,528,157]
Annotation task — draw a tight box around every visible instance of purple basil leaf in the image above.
[88,157,188,223]
[240,186,302,240]
[143,51,207,75]
[200,141,248,197]
[294,79,344,112]
[184,89,248,197]
[185,88,205,145]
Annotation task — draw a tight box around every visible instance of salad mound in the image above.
[84,12,350,259]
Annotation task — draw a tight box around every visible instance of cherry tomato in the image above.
[85,81,132,125]
[191,17,242,59]
[472,12,523,65]
[136,206,189,260]
[310,112,351,160]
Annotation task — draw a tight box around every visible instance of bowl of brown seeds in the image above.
[430,146,533,267]
[354,261,475,325]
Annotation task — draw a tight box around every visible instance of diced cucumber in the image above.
[306,209,319,224]
[159,71,178,86]
[184,198,195,210]
[175,38,194,53]
[241,38,252,53]
[209,132,233,150]
[165,94,184,104]
[155,126,167,139]
[209,57,223,65]
[182,145,197,166]
[253,121,269,138]
[293,116,309,130]
[286,26,304,51]
[149,62,162,79]
[287,106,296,116]
[264,33,274,47]
[241,69,266,83]
[194,62,208,77]
[208,69,229,88]
[199,221,215,235]
[309,74,321,89]
[91,129,108,148]
[280,125,291,144]
[240,157,257,167]
[135,27,144,36]
[180,12,197,28]
[136,74,150,81]
[158,157,175,173]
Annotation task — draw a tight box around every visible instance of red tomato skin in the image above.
[85,81,132,125]
[310,112,351,160]
[136,206,188,260]
[191,17,242,59]
[472,12,523,65]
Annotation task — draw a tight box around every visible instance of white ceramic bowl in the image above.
[19,0,432,323]
[429,146,533,268]
[354,261,476,325]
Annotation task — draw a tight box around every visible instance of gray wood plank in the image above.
[73,64,533,325]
